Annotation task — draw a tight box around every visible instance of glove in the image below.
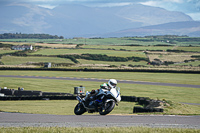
[91,90,95,94]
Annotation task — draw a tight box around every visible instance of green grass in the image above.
[82,45,174,51]
[0,98,200,116]
[29,49,146,58]
[0,100,136,115]
[1,56,74,65]
[147,52,200,62]
[1,37,200,46]
[176,47,200,52]
[1,100,199,115]
[1,39,200,69]
[0,71,199,85]
[0,71,200,103]
[173,60,200,67]
[77,59,147,66]
[0,100,78,115]
[0,71,200,115]
[0,127,199,133]
[0,39,56,43]
[0,50,17,54]
[0,77,199,104]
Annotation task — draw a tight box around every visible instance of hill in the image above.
[0,2,196,37]
[104,21,200,37]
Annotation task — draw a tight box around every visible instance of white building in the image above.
[12,45,33,50]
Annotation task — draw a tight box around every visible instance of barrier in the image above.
[0,67,199,74]
[0,88,164,113]
[0,96,76,100]
[133,106,163,113]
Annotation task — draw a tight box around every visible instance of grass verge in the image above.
[0,100,199,115]
[0,126,199,133]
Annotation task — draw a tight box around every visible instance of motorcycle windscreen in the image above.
[110,88,121,102]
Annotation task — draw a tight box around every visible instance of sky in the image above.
[1,0,200,20]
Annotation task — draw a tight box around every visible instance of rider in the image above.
[83,79,117,102]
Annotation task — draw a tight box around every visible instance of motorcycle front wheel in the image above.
[99,100,115,115]
[74,103,86,115]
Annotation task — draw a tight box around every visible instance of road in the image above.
[0,112,199,128]
[1,75,200,88]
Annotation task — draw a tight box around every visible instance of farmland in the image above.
[0,36,200,71]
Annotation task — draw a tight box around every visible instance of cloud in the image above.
[139,0,200,20]
[20,0,143,8]
[187,12,200,20]
[139,0,183,7]
[38,4,57,9]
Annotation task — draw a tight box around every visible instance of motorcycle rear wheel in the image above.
[99,101,115,115]
[74,103,86,115]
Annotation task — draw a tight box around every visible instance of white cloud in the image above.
[29,0,57,1]
[139,0,200,21]
[38,4,56,9]
[163,0,184,3]
[139,1,160,6]
[88,2,132,7]
[187,12,200,21]
[139,0,183,7]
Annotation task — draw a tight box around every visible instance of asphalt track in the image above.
[1,75,200,88]
[0,112,200,128]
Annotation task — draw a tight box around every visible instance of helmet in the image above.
[100,83,108,89]
[108,79,117,88]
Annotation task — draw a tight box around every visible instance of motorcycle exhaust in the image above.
[76,96,96,110]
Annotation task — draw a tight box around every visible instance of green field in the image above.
[0,100,137,115]
[1,37,200,70]
[0,49,17,54]
[1,47,200,68]
[82,45,175,51]
[29,49,146,58]
[1,36,200,46]
[147,52,200,62]
[1,56,74,65]
[176,47,200,52]
[77,59,147,66]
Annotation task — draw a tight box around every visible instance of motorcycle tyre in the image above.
[99,101,115,115]
[74,103,86,115]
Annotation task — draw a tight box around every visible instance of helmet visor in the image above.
[110,82,116,87]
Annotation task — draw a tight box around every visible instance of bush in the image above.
[58,54,149,63]
[80,54,128,62]
[191,55,200,59]
[57,55,79,63]
[0,61,4,65]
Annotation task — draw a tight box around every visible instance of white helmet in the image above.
[108,79,117,88]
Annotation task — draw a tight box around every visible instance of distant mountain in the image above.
[103,21,200,37]
[0,2,196,38]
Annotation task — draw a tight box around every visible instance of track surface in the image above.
[1,75,200,88]
[0,112,200,128]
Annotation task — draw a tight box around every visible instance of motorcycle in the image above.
[74,87,121,115]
